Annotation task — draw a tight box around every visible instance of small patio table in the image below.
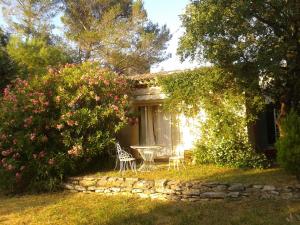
[130,145,162,171]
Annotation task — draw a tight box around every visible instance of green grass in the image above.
[93,164,298,186]
[1,165,299,224]
[0,192,299,225]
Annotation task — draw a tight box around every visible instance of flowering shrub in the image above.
[0,63,131,191]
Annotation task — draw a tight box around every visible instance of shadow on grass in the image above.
[104,198,300,225]
[0,192,300,225]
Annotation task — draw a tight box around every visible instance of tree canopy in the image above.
[1,1,73,77]
[0,0,171,76]
[0,28,17,90]
[7,36,70,76]
[1,0,60,39]
[61,0,171,74]
[178,0,300,121]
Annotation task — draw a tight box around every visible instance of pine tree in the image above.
[61,0,171,74]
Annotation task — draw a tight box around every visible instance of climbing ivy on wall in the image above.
[158,67,269,168]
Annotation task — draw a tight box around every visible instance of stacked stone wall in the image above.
[63,176,300,201]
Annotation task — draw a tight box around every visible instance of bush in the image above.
[0,62,131,192]
[193,96,268,168]
[195,138,268,169]
[276,110,300,177]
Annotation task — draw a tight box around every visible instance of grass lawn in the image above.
[0,192,300,225]
[93,164,298,186]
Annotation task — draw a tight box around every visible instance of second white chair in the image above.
[168,145,186,170]
[115,142,137,173]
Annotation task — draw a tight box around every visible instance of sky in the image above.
[0,0,200,72]
[143,0,199,72]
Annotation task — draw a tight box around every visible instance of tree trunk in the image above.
[276,97,288,137]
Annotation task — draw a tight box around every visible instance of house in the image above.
[118,70,278,159]
[117,71,202,159]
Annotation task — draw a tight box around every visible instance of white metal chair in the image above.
[115,142,137,173]
[168,145,186,170]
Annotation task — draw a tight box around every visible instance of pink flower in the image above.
[48,68,55,74]
[38,151,46,159]
[13,153,20,160]
[67,120,75,126]
[13,139,17,145]
[7,164,15,171]
[56,124,64,130]
[95,95,100,101]
[112,105,119,112]
[48,158,55,165]
[3,86,10,97]
[67,150,73,155]
[55,96,61,103]
[114,96,119,101]
[24,116,33,127]
[103,80,110,86]
[0,134,7,140]
[68,145,82,157]
[15,172,22,182]
[20,166,26,171]
[30,133,36,141]
[30,99,39,105]
[134,118,139,124]
[2,148,13,157]
[68,101,74,107]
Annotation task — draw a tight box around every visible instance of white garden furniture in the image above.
[115,142,136,173]
[130,145,162,171]
[168,145,186,170]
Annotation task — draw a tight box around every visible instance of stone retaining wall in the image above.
[63,176,300,202]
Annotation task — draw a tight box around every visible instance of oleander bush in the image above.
[276,110,300,178]
[0,62,131,192]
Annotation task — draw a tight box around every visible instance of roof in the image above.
[128,70,189,81]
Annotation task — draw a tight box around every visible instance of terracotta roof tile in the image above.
[128,70,186,81]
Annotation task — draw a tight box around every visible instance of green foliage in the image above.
[7,36,70,76]
[1,1,74,79]
[194,139,268,169]
[276,110,300,177]
[158,67,268,168]
[61,0,171,74]
[1,0,60,39]
[179,0,300,113]
[0,28,17,91]
[0,62,131,192]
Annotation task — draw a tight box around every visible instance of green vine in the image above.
[158,67,269,168]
